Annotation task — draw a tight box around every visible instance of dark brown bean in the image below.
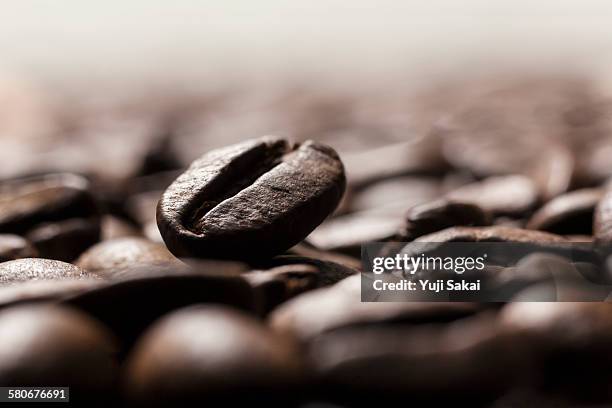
[0,305,118,402]
[308,313,525,405]
[399,199,491,240]
[446,175,539,217]
[270,275,479,342]
[124,305,305,406]
[501,302,612,400]
[527,188,603,235]
[76,237,180,279]
[157,136,346,261]
[0,173,101,261]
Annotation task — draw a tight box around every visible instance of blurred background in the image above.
[2,0,612,245]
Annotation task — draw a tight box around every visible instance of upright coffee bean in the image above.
[157,137,345,261]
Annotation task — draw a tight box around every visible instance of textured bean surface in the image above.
[157,136,346,261]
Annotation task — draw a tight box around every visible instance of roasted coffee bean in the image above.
[247,256,358,315]
[0,305,118,403]
[446,175,539,217]
[501,302,612,400]
[0,173,101,260]
[398,199,491,240]
[26,217,101,262]
[0,258,99,285]
[594,189,612,243]
[271,275,479,342]
[526,188,603,235]
[76,237,180,279]
[246,264,321,314]
[124,305,305,406]
[306,211,400,257]
[308,313,525,406]
[64,265,255,348]
[157,136,346,261]
[288,243,362,271]
[0,234,37,262]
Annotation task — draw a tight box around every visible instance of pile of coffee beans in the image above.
[3,75,612,406]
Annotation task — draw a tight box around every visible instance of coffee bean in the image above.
[501,302,612,400]
[308,313,524,405]
[594,189,612,243]
[0,234,37,262]
[287,243,362,271]
[0,258,99,285]
[446,175,539,217]
[0,173,101,260]
[306,211,400,257]
[342,137,449,189]
[246,264,321,316]
[527,188,603,235]
[270,275,479,342]
[124,305,305,406]
[157,136,346,261]
[26,217,101,262]
[0,305,118,402]
[76,237,180,279]
[399,199,491,240]
[414,226,567,244]
[248,256,358,315]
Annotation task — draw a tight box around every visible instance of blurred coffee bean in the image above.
[251,255,358,314]
[308,314,525,406]
[594,189,612,243]
[0,258,99,285]
[501,302,612,400]
[157,137,346,261]
[124,305,305,406]
[64,265,255,348]
[26,217,101,262]
[76,237,180,279]
[0,173,101,261]
[399,199,491,240]
[0,305,118,403]
[307,211,400,257]
[342,137,449,188]
[346,176,440,215]
[446,175,539,217]
[288,243,362,271]
[0,234,37,262]
[271,275,479,342]
[526,188,603,235]
[415,226,567,244]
